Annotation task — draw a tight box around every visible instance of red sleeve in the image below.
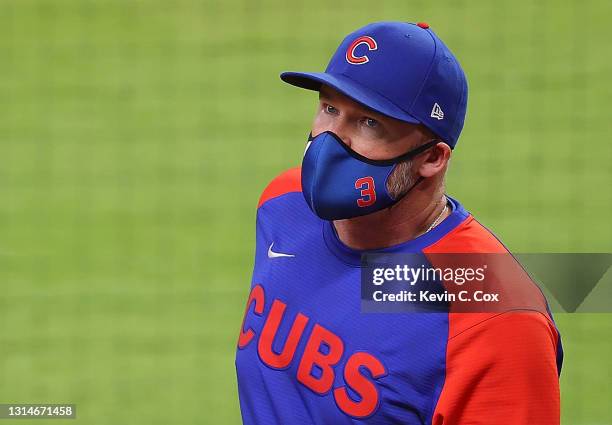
[432,311,561,425]
[257,167,302,208]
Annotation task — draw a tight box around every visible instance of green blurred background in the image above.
[0,0,610,423]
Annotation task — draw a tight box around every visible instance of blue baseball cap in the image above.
[280,21,468,148]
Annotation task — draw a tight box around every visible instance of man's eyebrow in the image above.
[318,92,333,102]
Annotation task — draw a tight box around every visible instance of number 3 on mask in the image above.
[355,177,377,207]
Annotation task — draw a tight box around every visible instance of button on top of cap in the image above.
[416,22,430,29]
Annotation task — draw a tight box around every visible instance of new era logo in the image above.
[431,103,444,120]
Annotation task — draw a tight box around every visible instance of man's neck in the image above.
[332,181,448,251]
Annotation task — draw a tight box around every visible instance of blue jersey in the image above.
[236,168,562,424]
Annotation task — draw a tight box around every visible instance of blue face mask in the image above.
[301,131,439,220]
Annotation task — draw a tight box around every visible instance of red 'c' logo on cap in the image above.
[345,36,378,65]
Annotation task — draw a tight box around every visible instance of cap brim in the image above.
[280,71,420,125]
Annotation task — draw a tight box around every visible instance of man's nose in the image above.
[327,121,352,148]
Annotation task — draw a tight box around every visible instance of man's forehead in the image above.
[318,85,351,103]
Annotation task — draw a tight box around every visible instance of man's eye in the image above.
[363,118,378,128]
[324,104,338,114]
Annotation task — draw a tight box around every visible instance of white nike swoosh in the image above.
[268,242,295,259]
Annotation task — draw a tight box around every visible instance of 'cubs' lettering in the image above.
[237,285,386,418]
[346,36,378,65]
[258,299,309,369]
[333,352,387,418]
[237,284,265,348]
[297,324,345,394]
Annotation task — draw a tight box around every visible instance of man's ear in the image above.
[417,142,452,178]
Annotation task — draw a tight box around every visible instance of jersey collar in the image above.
[322,196,469,266]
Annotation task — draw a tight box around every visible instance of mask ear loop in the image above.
[388,139,442,164]
[388,176,425,203]
[386,139,443,206]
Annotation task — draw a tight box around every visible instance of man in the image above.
[236,21,562,424]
